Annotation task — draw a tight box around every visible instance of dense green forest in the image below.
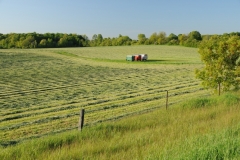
[0,31,240,49]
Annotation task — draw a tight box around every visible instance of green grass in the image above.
[1,46,239,159]
[55,45,202,65]
[55,51,78,57]
[0,92,239,160]
[0,46,208,144]
[181,92,239,109]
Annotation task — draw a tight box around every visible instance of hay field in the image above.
[0,45,208,145]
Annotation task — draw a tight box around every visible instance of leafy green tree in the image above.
[168,33,178,41]
[47,38,54,47]
[39,39,48,47]
[189,31,202,41]
[178,34,188,45]
[116,35,131,46]
[117,37,124,46]
[81,35,89,47]
[168,39,179,45]
[57,34,68,47]
[202,35,211,41]
[131,40,138,45]
[144,39,150,45]
[90,34,98,46]
[184,39,199,47]
[97,34,103,45]
[92,34,97,41]
[0,39,7,48]
[101,38,108,46]
[167,33,178,45]
[39,38,54,48]
[149,32,158,44]
[82,34,89,41]
[21,36,37,48]
[106,37,113,46]
[157,32,167,44]
[230,32,240,36]
[183,31,202,47]
[123,36,132,45]
[137,34,146,45]
[111,38,117,46]
[6,33,19,48]
[195,35,240,95]
[0,33,3,40]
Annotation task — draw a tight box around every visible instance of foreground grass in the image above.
[0,92,239,160]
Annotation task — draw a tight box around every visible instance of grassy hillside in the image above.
[1,45,239,159]
[0,92,239,159]
[0,46,208,144]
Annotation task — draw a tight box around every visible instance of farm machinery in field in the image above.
[126,54,148,61]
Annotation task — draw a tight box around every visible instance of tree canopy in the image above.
[0,32,87,49]
[195,35,240,95]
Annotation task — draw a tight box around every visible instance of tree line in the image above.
[0,31,240,49]
[0,32,88,49]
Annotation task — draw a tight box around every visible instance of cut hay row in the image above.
[0,89,208,142]
[0,66,194,97]
[0,79,200,118]
[0,87,208,142]
[0,83,203,128]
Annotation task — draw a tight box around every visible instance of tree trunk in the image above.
[218,83,221,96]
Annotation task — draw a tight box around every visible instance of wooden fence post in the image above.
[166,90,168,110]
[79,109,85,131]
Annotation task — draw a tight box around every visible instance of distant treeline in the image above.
[0,31,240,49]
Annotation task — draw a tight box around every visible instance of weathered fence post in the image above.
[79,109,85,131]
[166,90,168,110]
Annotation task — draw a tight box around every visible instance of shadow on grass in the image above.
[139,59,187,64]
[82,57,193,64]
[145,59,171,62]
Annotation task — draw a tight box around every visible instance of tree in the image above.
[21,36,36,48]
[7,33,20,48]
[57,34,68,47]
[178,34,188,45]
[92,34,97,41]
[81,35,89,47]
[116,35,131,46]
[47,38,54,47]
[183,31,202,47]
[157,32,167,44]
[39,39,48,47]
[168,33,178,41]
[144,39,150,45]
[97,34,103,45]
[167,33,178,45]
[90,34,98,46]
[137,34,146,45]
[0,39,7,48]
[101,38,111,46]
[149,32,158,44]
[195,35,240,95]
[202,35,211,41]
[189,31,202,41]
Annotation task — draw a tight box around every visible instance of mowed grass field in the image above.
[0,45,209,146]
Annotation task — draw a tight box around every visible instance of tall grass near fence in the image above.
[0,92,239,160]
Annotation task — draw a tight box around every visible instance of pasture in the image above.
[0,45,208,145]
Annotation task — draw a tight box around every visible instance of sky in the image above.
[0,0,240,40]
